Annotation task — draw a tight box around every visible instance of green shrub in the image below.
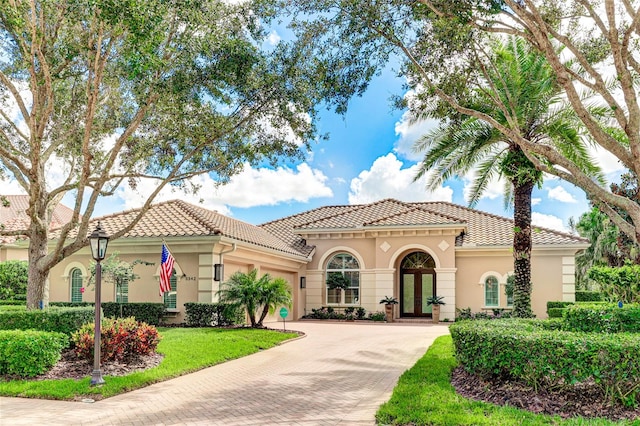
[450,319,640,406]
[563,303,640,333]
[72,316,161,362]
[0,260,28,300]
[0,300,26,306]
[547,307,566,318]
[102,302,165,326]
[575,290,603,302]
[50,302,94,307]
[369,311,386,321]
[546,301,573,310]
[588,264,640,303]
[0,306,94,335]
[0,329,68,377]
[355,307,366,319]
[184,302,244,327]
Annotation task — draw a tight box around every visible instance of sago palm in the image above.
[414,37,601,317]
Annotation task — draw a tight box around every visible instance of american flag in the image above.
[159,244,175,296]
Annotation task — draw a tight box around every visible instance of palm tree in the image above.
[256,277,292,327]
[217,269,292,328]
[414,37,601,317]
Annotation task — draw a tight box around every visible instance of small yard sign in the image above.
[280,307,288,331]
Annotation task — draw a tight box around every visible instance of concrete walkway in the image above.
[0,321,449,426]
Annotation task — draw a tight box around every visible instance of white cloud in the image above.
[394,110,440,162]
[531,198,542,206]
[461,171,505,203]
[0,177,26,194]
[266,30,281,46]
[532,212,570,233]
[547,186,578,203]
[348,153,453,204]
[115,162,333,214]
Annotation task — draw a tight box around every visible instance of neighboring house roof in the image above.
[0,195,76,244]
[260,198,588,252]
[78,200,307,258]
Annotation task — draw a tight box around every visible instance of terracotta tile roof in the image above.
[0,195,76,243]
[80,200,306,257]
[260,198,588,250]
[413,201,588,246]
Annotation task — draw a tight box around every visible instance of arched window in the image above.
[326,253,360,305]
[70,268,83,303]
[484,276,499,307]
[163,270,177,309]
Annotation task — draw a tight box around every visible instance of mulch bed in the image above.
[451,366,640,421]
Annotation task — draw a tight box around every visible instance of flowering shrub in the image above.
[72,316,161,362]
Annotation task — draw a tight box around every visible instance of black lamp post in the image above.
[89,222,109,386]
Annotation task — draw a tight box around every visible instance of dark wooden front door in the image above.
[401,269,436,317]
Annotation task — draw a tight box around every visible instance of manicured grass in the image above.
[376,335,636,426]
[0,327,296,400]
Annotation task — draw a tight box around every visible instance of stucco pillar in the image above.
[562,256,576,302]
[435,267,457,320]
[197,254,216,303]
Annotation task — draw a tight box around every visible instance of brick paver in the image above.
[0,321,449,425]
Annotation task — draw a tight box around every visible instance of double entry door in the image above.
[401,269,436,317]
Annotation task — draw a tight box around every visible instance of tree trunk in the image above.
[512,179,535,318]
[257,304,269,327]
[26,230,51,310]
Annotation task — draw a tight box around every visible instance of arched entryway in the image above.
[400,252,436,317]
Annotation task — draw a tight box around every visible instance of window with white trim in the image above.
[326,253,360,305]
[116,277,129,303]
[70,268,83,303]
[484,275,499,307]
[163,270,177,309]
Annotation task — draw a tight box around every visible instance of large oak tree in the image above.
[0,0,331,308]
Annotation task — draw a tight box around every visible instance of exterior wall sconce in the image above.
[300,276,306,289]
[214,264,223,282]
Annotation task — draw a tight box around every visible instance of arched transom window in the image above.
[326,253,360,305]
[400,252,436,269]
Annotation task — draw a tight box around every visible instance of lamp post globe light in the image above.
[89,222,109,386]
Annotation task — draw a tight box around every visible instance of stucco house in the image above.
[38,198,588,321]
[0,195,76,262]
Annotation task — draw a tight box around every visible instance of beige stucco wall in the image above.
[48,237,307,324]
[303,230,461,319]
[0,246,28,262]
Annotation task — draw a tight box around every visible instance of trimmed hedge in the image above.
[546,301,573,310]
[450,319,640,406]
[0,300,26,306]
[184,302,244,327]
[547,307,566,318]
[102,302,165,326]
[563,303,640,333]
[575,291,603,302]
[50,302,94,307]
[0,329,68,377]
[0,306,94,335]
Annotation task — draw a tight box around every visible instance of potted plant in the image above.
[379,296,398,322]
[426,295,446,324]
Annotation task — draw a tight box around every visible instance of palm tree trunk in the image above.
[512,179,534,318]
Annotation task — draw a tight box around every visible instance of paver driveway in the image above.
[0,321,449,425]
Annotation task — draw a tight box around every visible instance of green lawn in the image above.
[376,335,637,426]
[0,327,296,400]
